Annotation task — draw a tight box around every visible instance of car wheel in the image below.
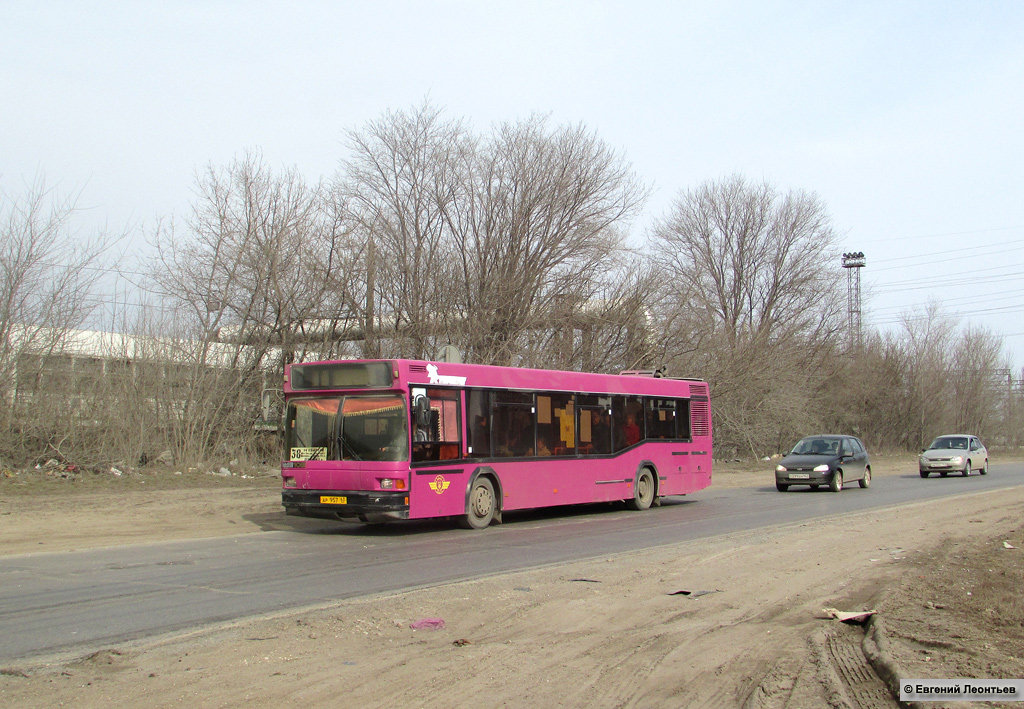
[776,482,789,492]
[829,471,843,493]
[859,468,871,488]
[962,460,971,477]
[980,459,988,475]
[920,469,929,478]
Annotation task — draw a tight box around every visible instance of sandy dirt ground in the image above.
[1,457,1023,708]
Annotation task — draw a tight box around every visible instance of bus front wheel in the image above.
[460,477,496,529]
[627,468,656,511]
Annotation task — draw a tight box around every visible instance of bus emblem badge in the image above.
[426,363,467,386]
[429,475,450,494]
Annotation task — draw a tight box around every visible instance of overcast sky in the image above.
[4,1,1023,367]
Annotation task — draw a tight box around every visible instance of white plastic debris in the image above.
[822,607,877,623]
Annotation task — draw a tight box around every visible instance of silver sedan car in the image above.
[919,435,988,477]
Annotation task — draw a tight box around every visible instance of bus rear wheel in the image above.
[460,477,496,529]
[627,469,656,510]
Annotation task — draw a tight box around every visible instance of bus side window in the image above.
[612,395,644,451]
[467,389,491,458]
[492,390,535,458]
[676,399,691,440]
[546,393,575,456]
[412,389,462,463]
[493,405,534,457]
[646,398,677,439]
[577,394,611,455]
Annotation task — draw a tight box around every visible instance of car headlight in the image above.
[950,455,964,465]
[775,464,787,473]
[813,464,830,472]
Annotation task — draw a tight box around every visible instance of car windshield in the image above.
[927,436,968,450]
[791,437,839,456]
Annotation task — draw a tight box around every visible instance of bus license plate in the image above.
[790,473,809,479]
[320,496,347,504]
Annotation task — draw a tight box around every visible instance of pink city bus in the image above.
[281,359,712,529]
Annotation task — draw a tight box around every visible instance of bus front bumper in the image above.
[282,490,410,522]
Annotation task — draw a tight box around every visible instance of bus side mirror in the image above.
[414,395,431,428]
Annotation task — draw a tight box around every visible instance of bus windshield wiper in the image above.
[327,395,360,463]
[333,397,362,460]
[338,432,362,461]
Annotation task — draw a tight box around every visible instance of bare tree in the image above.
[339,102,470,359]
[337,106,649,369]
[147,153,360,462]
[894,302,960,448]
[649,174,845,456]
[0,177,121,463]
[950,324,1005,438]
[444,115,648,366]
[900,307,1008,445]
[824,330,909,450]
[836,302,1009,453]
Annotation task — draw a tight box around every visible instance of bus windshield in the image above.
[287,394,408,462]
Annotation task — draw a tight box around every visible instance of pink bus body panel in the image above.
[282,359,712,521]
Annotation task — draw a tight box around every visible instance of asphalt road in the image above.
[2,464,1022,664]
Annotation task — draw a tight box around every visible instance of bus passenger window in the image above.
[494,405,534,457]
[577,395,611,455]
[676,399,691,440]
[412,389,462,463]
[548,393,574,456]
[588,409,611,454]
[467,390,491,458]
[491,390,536,458]
[613,396,644,450]
[646,398,678,439]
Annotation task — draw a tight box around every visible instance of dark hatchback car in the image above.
[774,435,871,492]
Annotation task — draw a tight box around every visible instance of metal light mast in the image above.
[841,251,866,349]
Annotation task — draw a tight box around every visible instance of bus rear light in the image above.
[283,476,297,488]
[379,478,407,490]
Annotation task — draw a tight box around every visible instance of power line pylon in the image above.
[842,251,866,349]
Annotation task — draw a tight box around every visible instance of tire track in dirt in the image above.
[826,626,893,708]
